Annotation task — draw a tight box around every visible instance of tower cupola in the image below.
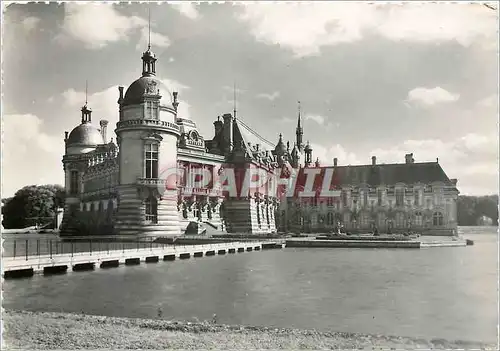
[141,47,157,77]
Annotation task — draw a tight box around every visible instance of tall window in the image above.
[433,212,444,226]
[266,204,270,225]
[395,189,404,207]
[327,212,334,225]
[70,170,79,195]
[327,197,334,207]
[414,211,423,226]
[145,197,158,223]
[414,191,420,206]
[395,212,405,228]
[377,189,383,206]
[145,101,159,120]
[144,143,159,179]
[363,190,368,208]
[341,191,348,207]
[256,202,261,227]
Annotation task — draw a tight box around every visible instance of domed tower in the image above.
[114,40,181,239]
[61,104,104,234]
[274,133,287,166]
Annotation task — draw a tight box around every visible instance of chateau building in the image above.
[60,42,459,238]
[277,154,460,235]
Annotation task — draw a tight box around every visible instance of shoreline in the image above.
[2,310,496,350]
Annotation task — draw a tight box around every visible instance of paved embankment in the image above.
[286,236,467,249]
[2,310,494,350]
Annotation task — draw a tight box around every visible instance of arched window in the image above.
[377,212,385,228]
[395,212,405,228]
[414,211,423,226]
[98,201,104,213]
[433,211,444,226]
[327,212,334,225]
[145,197,158,224]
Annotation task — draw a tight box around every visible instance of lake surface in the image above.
[2,226,498,343]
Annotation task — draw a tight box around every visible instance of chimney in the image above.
[451,178,458,186]
[173,92,179,112]
[213,116,223,135]
[64,131,68,141]
[405,153,414,164]
[118,86,124,105]
[100,120,109,143]
[371,156,376,165]
[333,158,338,167]
[222,113,233,153]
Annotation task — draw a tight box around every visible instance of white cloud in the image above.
[136,27,171,50]
[407,87,460,106]
[1,114,64,197]
[311,143,361,166]
[60,77,192,134]
[256,91,280,101]
[307,132,498,195]
[238,3,498,56]
[305,114,325,125]
[62,88,86,106]
[275,116,294,124]
[58,3,146,49]
[478,94,497,108]
[22,16,40,31]
[170,2,200,20]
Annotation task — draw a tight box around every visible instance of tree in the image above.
[2,184,65,229]
[457,195,498,226]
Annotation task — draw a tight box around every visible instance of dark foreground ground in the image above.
[2,310,496,350]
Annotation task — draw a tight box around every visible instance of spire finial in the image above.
[85,79,88,106]
[233,81,237,120]
[148,4,151,50]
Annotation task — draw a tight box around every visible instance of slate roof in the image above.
[67,122,104,146]
[331,162,454,186]
[285,162,457,193]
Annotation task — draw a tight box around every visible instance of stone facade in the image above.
[59,44,282,239]
[277,156,460,235]
[59,44,459,239]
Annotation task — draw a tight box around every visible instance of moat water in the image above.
[2,226,498,343]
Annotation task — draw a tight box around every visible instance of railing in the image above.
[137,178,167,186]
[116,119,180,133]
[2,239,264,260]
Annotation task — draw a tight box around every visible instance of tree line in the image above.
[457,194,498,226]
[1,185,498,229]
[2,184,65,229]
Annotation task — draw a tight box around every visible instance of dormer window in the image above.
[145,101,159,120]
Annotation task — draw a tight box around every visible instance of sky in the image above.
[1,1,498,197]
